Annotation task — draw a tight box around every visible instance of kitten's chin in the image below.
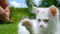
[39,27,47,30]
[39,28,50,34]
[39,27,48,32]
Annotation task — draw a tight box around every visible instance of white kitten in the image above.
[18,5,59,34]
[32,5,59,34]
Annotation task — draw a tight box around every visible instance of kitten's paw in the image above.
[20,18,33,34]
[22,20,31,26]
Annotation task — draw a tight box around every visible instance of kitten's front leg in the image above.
[18,18,31,34]
[22,18,33,34]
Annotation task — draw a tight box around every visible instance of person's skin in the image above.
[0,0,10,22]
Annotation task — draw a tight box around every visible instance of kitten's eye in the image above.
[43,19,49,22]
[38,19,41,22]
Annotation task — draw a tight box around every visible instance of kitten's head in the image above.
[33,5,57,28]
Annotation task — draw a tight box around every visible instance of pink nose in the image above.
[40,25,43,27]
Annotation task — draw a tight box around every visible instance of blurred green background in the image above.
[0,0,60,34]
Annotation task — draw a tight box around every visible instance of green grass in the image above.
[0,23,17,34]
[0,7,60,34]
[0,7,32,34]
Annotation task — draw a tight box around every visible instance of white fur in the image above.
[18,5,59,34]
[33,5,59,34]
[18,18,30,34]
[32,5,59,34]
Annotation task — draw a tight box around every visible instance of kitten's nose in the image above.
[40,25,43,27]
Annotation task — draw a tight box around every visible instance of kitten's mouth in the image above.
[39,25,45,28]
[40,25,43,27]
[40,26,46,28]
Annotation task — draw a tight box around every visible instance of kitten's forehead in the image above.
[38,8,49,13]
[36,8,49,19]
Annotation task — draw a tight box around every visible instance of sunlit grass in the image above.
[0,7,60,34]
[0,7,30,34]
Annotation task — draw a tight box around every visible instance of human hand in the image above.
[4,6,10,22]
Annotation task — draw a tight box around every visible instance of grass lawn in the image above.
[0,7,60,34]
[0,23,17,34]
[0,7,32,34]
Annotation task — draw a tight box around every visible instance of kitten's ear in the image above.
[49,5,57,16]
[33,6,40,14]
